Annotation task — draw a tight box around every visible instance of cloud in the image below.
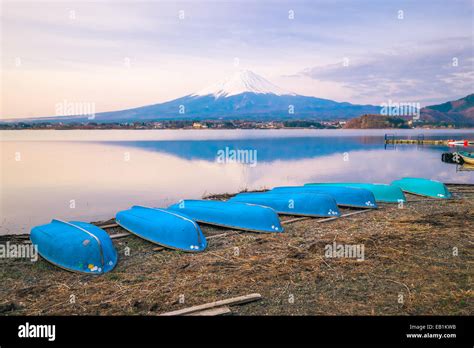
[2,0,473,116]
[299,37,473,106]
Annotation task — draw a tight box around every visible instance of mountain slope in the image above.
[420,94,474,125]
[79,70,382,121]
[94,92,380,121]
[4,70,382,123]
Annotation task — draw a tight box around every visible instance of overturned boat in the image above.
[441,152,463,164]
[168,200,283,233]
[270,186,377,209]
[447,140,474,147]
[229,192,340,217]
[391,177,452,199]
[30,219,118,274]
[304,183,406,203]
[115,206,207,252]
[458,151,474,165]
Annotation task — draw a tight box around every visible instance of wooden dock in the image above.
[383,133,463,145]
[384,139,448,145]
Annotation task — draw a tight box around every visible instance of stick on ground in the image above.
[159,293,262,316]
[186,306,231,316]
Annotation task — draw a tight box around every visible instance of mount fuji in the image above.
[12,70,382,122]
[192,70,295,98]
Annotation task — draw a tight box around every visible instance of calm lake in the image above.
[1,129,473,235]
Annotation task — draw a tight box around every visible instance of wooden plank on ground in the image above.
[99,223,119,229]
[281,209,374,226]
[407,198,457,203]
[281,217,310,225]
[318,209,373,223]
[186,306,231,316]
[159,293,261,316]
[110,232,131,239]
[207,232,235,239]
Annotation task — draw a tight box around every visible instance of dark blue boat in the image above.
[30,219,118,274]
[168,200,283,233]
[229,192,340,217]
[270,186,378,208]
[115,206,207,252]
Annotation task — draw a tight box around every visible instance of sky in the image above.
[1,0,473,118]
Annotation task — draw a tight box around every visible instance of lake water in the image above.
[1,129,473,235]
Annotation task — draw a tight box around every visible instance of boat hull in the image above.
[391,177,452,199]
[448,140,474,147]
[115,206,207,252]
[459,151,474,165]
[229,192,340,217]
[270,186,377,209]
[460,163,474,171]
[304,183,406,203]
[168,200,283,233]
[30,220,118,274]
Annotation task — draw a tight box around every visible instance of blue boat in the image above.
[391,177,452,199]
[270,186,378,208]
[228,192,340,217]
[168,200,283,233]
[305,183,406,203]
[30,219,118,274]
[115,206,207,252]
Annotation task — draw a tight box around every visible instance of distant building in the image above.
[192,122,208,129]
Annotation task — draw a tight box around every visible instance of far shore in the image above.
[2,117,474,131]
[2,125,474,131]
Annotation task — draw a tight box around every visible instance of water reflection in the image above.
[1,130,473,235]
[102,137,384,162]
[99,136,472,163]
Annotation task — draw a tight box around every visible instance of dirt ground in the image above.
[1,184,473,316]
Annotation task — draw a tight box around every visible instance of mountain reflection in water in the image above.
[1,129,472,234]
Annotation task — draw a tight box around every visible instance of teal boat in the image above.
[168,200,283,233]
[30,220,118,274]
[304,183,406,203]
[391,178,452,199]
[115,206,207,252]
[270,186,377,209]
[228,192,340,217]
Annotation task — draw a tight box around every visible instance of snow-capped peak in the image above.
[192,70,295,98]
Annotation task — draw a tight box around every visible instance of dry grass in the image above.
[0,185,473,316]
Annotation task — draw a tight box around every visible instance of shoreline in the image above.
[2,183,473,240]
[2,126,474,131]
